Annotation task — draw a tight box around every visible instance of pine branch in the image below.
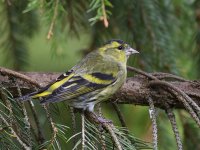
[0,67,200,109]
[1,67,200,149]
[27,100,45,145]
[0,67,41,88]
[88,0,112,26]
[149,81,200,127]
[0,114,31,150]
[85,111,123,150]
[16,84,32,148]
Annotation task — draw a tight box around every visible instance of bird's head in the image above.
[99,39,139,62]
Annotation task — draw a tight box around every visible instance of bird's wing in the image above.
[40,72,117,103]
[30,52,100,99]
[19,51,120,103]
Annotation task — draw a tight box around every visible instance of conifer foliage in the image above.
[0,0,199,150]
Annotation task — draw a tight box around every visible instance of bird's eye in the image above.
[118,46,123,50]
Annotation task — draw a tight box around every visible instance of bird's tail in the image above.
[17,91,41,101]
[17,88,51,101]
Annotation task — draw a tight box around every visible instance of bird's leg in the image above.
[97,115,113,124]
[96,103,112,124]
[85,110,112,124]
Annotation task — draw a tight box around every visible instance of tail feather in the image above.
[17,91,39,101]
[40,96,62,104]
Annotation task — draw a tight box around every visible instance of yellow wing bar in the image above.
[32,73,74,98]
[82,74,114,85]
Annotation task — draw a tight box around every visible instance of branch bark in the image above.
[0,71,200,109]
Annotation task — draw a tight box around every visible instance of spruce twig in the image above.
[0,87,32,149]
[111,102,127,128]
[16,84,32,148]
[85,111,123,150]
[165,104,183,150]
[27,100,45,145]
[69,106,77,149]
[0,88,13,124]
[97,103,106,150]
[148,97,158,150]
[149,81,200,127]
[43,105,58,148]
[0,114,31,150]
[81,112,85,150]
[101,0,109,27]
[47,0,59,39]
[128,66,200,127]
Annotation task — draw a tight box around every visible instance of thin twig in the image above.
[16,84,32,148]
[69,106,77,149]
[97,103,106,150]
[151,72,189,82]
[0,88,13,124]
[27,101,44,145]
[111,102,138,147]
[43,105,58,148]
[47,0,59,39]
[149,81,200,127]
[101,0,109,27]
[1,87,31,148]
[185,99,200,119]
[81,112,85,150]
[85,111,122,150]
[147,97,158,150]
[0,67,41,88]
[0,114,31,150]
[106,123,122,150]
[111,102,127,128]
[150,80,200,118]
[128,66,200,122]
[186,92,200,99]
[165,104,183,150]
[127,66,157,80]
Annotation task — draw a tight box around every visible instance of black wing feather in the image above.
[40,73,116,104]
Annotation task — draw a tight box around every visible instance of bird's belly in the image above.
[67,74,126,111]
[66,93,98,111]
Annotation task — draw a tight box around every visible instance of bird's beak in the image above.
[126,47,139,56]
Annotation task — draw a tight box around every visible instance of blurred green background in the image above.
[0,0,200,149]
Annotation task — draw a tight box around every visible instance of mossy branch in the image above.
[0,66,199,149]
[0,67,200,109]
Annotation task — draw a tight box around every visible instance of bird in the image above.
[19,39,139,114]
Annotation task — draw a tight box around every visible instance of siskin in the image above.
[19,39,139,113]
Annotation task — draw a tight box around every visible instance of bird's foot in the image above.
[97,116,113,124]
[84,111,113,125]
[97,116,113,132]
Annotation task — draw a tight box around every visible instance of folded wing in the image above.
[40,72,116,103]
